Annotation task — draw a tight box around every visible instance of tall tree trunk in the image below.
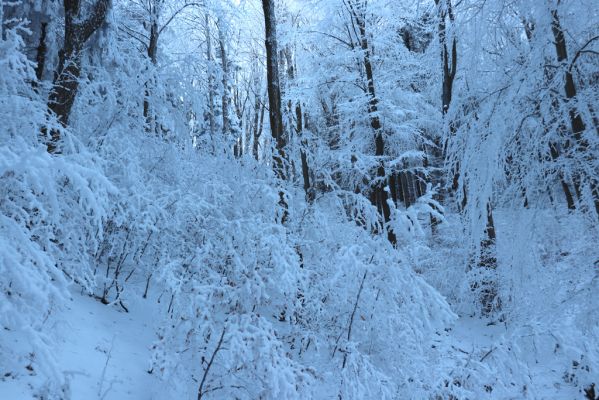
[347,1,396,245]
[550,7,599,216]
[33,22,47,87]
[521,18,576,210]
[45,0,110,153]
[551,10,586,141]
[233,73,248,158]
[205,15,216,151]
[436,0,498,315]
[143,19,159,132]
[284,46,313,202]
[251,75,262,160]
[435,0,457,195]
[218,21,230,138]
[297,103,313,203]
[253,89,266,161]
[262,0,288,222]
[477,203,499,315]
[262,0,286,170]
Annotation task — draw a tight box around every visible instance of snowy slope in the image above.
[1,289,161,400]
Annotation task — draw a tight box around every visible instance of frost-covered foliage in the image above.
[282,0,440,215]
[434,1,599,394]
[135,155,457,399]
[1,0,598,399]
[446,0,599,244]
[1,5,456,398]
[417,208,599,398]
[0,16,113,396]
[289,198,455,398]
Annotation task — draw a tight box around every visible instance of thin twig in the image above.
[347,270,367,343]
[198,326,226,400]
[332,270,368,367]
[480,346,495,362]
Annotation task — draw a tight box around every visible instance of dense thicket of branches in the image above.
[1,0,597,398]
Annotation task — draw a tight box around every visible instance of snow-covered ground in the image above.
[448,316,586,400]
[2,286,594,399]
[1,289,160,400]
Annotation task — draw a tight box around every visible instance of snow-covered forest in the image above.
[1,0,598,398]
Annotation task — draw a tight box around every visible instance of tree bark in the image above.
[262,0,286,175]
[298,104,313,203]
[262,0,288,222]
[521,18,576,210]
[33,22,47,86]
[143,19,159,132]
[347,1,396,245]
[284,45,313,202]
[435,0,498,314]
[206,15,216,149]
[253,90,266,161]
[550,8,599,216]
[218,21,231,138]
[45,0,110,153]
[435,0,457,196]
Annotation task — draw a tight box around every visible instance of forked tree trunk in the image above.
[45,0,110,153]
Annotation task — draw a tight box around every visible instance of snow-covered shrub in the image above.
[143,158,309,399]
[143,165,459,398]
[291,197,456,398]
[0,19,114,397]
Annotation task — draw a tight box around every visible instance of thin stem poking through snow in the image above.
[197,326,226,400]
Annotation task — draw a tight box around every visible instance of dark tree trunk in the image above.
[147,21,159,64]
[143,20,159,132]
[206,15,216,149]
[33,22,47,86]
[262,0,288,221]
[436,0,498,314]
[347,1,396,245]
[284,45,313,203]
[297,103,313,203]
[233,74,248,158]
[522,18,576,210]
[549,141,576,209]
[262,0,286,173]
[218,23,230,138]
[426,0,458,230]
[477,203,499,315]
[550,8,599,216]
[45,0,110,153]
[551,10,585,140]
[252,85,265,161]
[435,0,457,195]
